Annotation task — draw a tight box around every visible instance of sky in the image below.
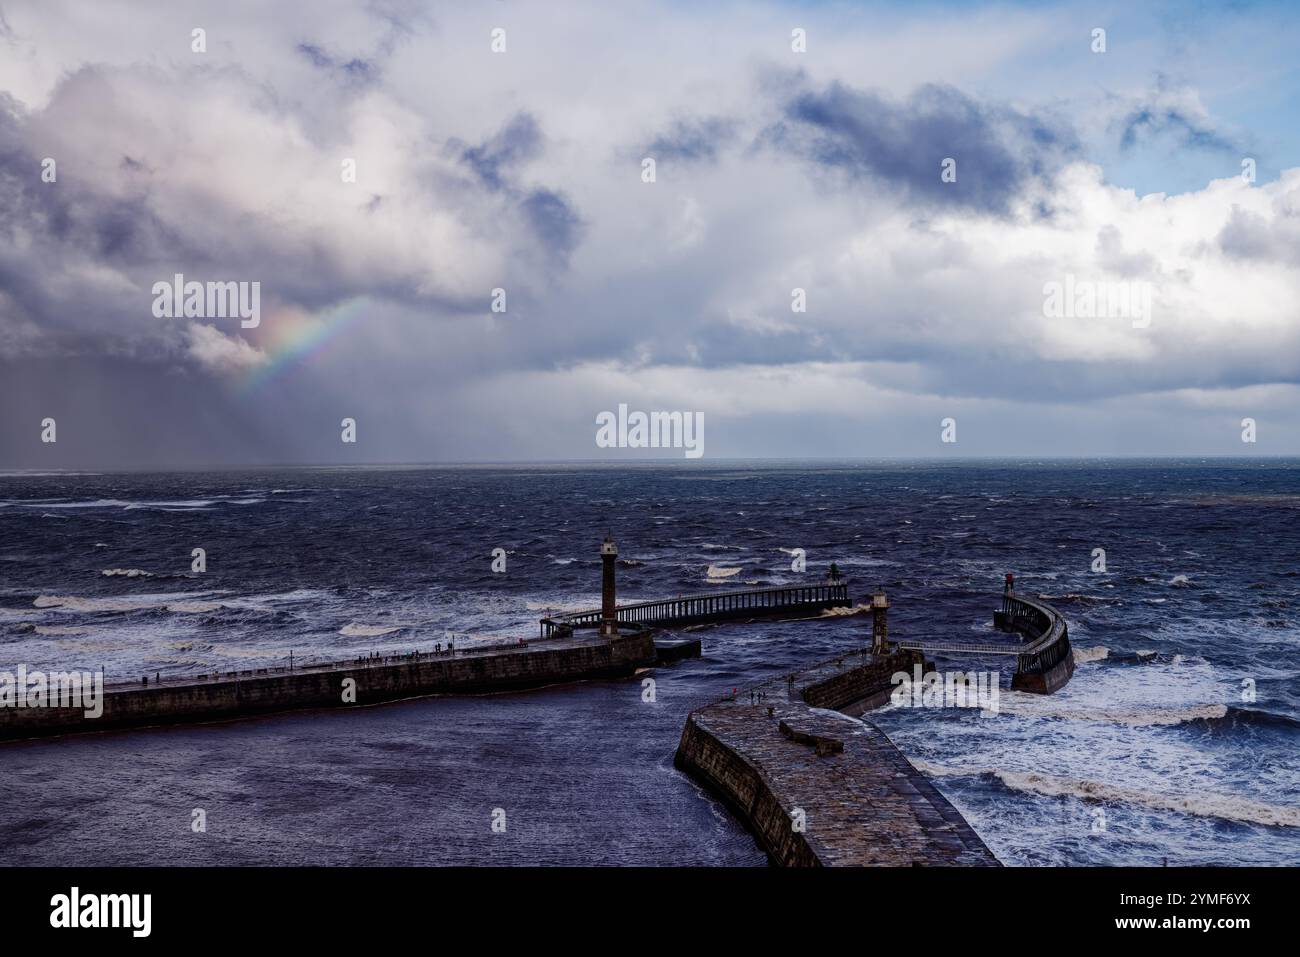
[1,0,1298,468]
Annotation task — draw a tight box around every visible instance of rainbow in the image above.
[239,298,370,393]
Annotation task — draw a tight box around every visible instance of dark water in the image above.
[1,460,1297,865]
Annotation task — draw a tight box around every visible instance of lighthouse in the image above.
[600,534,618,636]
[871,591,890,654]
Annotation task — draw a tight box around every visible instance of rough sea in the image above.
[0,460,1296,866]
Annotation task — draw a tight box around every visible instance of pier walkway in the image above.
[896,589,1074,694]
[0,626,657,741]
[539,581,850,637]
[675,647,1001,867]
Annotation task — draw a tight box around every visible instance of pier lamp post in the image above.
[871,591,890,654]
[600,534,619,636]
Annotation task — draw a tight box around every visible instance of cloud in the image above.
[759,79,1078,213]
[0,0,1296,467]
[185,323,268,375]
[295,42,379,86]
[458,113,544,191]
[643,116,738,164]
[0,57,579,367]
[1112,79,1240,154]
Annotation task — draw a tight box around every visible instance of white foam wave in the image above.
[819,604,871,617]
[166,601,226,613]
[706,565,742,579]
[998,696,1228,727]
[339,622,403,638]
[912,761,1300,828]
[4,498,131,509]
[33,592,221,613]
[1073,645,1109,664]
[101,568,154,578]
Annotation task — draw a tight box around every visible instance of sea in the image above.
[0,459,1296,866]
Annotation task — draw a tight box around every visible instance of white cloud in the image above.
[185,323,267,375]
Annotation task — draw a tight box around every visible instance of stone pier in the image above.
[0,628,656,742]
[674,648,1001,867]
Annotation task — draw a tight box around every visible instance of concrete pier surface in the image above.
[0,628,656,742]
[675,649,1001,867]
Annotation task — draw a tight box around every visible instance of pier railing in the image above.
[896,590,1073,693]
[997,593,1071,675]
[539,581,851,638]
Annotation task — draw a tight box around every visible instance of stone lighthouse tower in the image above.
[600,534,618,636]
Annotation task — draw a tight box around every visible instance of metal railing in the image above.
[539,581,851,638]
[897,591,1069,676]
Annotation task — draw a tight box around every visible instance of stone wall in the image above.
[674,648,1000,867]
[675,716,822,866]
[800,649,927,712]
[0,631,656,741]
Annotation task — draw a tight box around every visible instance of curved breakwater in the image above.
[675,648,1002,866]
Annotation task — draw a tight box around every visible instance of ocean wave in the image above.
[123,500,215,510]
[1200,705,1300,732]
[33,592,223,613]
[819,604,871,617]
[166,600,227,614]
[997,696,1228,727]
[706,565,742,579]
[1073,645,1109,664]
[101,568,154,578]
[0,498,131,509]
[339,623,404,638]
[1038,593,1120,606]
[913,761,1300,828]
[5,495,269,512]
[214,645,294,661]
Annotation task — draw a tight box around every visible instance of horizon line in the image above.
[3,454,1299,476]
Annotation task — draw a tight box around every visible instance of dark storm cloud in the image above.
[0,72,585,358]
[0,97,198,353]
[759,81,1078,213]
[0,91,193,267]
